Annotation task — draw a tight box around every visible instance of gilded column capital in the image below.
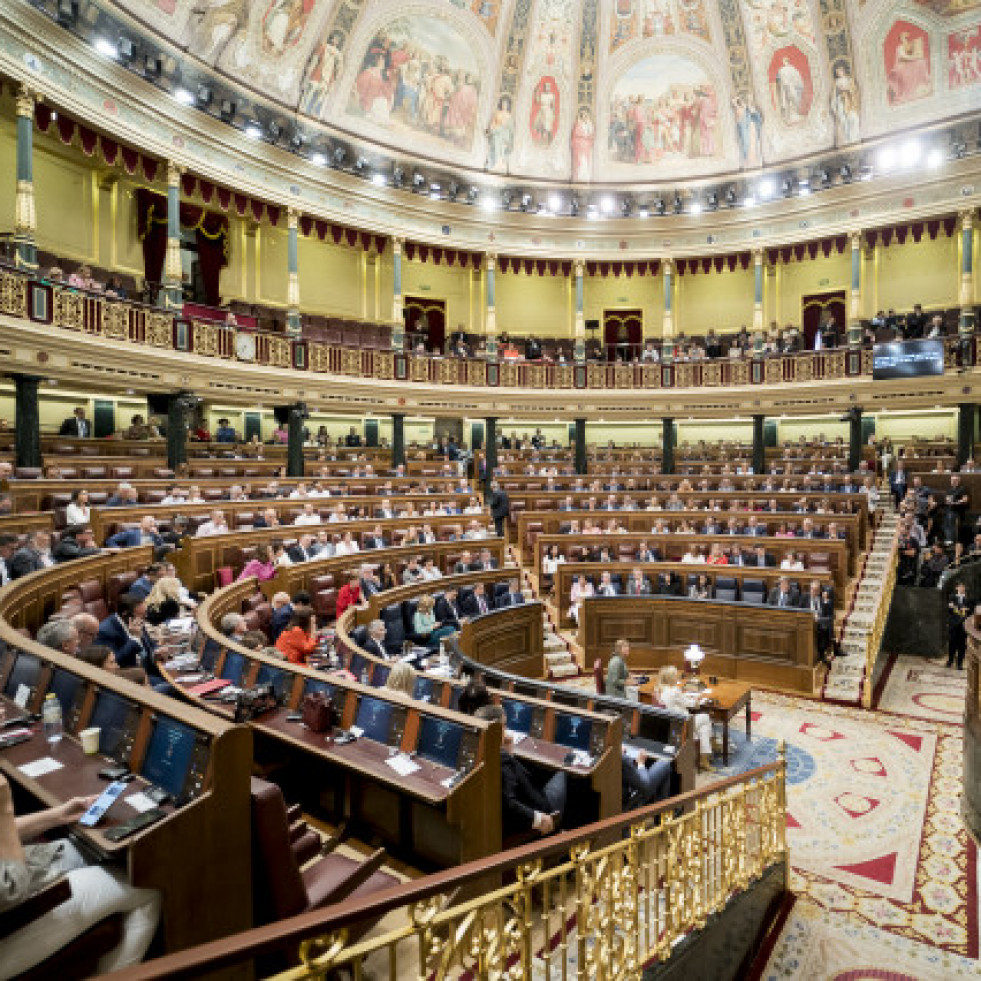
[167,161,183,187]
[851,231,863,251]
[752,247,764,265]
[573,259,585,279]
[287,207,300,230]
[960,209,975,231]
[485,252,497,271]
[392,236,404,254]
[15,86,35,119]
[663,257,673,275]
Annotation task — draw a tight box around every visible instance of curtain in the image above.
[136,189,167,287]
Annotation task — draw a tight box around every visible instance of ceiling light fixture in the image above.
[172,87,194,106]
[94,37,118,59]
[311,152,327,167]
[758,178,775,200]
[600,195,615,215]
[244,121,263,141]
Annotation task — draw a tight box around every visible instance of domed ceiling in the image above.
[114,0,981,185]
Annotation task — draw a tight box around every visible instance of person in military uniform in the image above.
[947,581,972,670]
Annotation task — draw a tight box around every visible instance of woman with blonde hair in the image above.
[655,665,717,772]
[144,577,183,625]
[412,595,455,650]
[384,661,417,698]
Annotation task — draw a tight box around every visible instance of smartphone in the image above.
[98,766,130,781]
[286,713,303,723]
[79,781,128,827]
[103,808,167,842]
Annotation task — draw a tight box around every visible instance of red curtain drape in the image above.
[136,189,167,286]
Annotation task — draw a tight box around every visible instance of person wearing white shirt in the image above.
[780,553,804,571]
[542,550,565,576]
[334,532,360,556]
[568,576,594,624]
[289,483,310,499]
[420,559,443,581]
[186,485,205,504]
[196,510,228,536]
[294,503,322,526]
[327,505,347,523]
[681,548,700,564]
[656,665,716,772]
[65,489,91,526]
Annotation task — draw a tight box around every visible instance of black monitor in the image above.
[89,690,136,758]
[199,638,220,673]
[550,688,582,708]
[140,717,197,798]
[371,663,391,687]
[255,664,292,702]
[354,695,395,744]
[413,676,436,703]
[47,668,83,721]
[220,651,246,686]
[302,677,337,701]
[502,698,533,734]
[553,713,593,752]
[415,716,463,770]
[4,652,41,699]
[348,650,366,679]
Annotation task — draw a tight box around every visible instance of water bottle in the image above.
[42,694,63,746]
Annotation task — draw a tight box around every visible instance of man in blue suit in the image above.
[890,465,908,508]
[128,563,162,601]
[105,516,164,549]
[96,593,148,670]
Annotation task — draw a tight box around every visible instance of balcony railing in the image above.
[2,266,975,391]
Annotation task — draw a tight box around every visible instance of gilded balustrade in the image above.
[862,533,900,709]
[267,756,786,981]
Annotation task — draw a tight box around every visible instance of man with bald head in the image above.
[70,612,100,651]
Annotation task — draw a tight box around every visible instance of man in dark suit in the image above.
[453,550,480,575]
[52,526,100,564]
[477,705,567,838]
[253,508,280,529]
[745,544,775,569]
[95,593,149,670]
[890,466,908,508]
[345,426,362,447]
[363,619,389,660]
[105,516,164,549]
[128,563,163,601]
[462,582,494,617]
[435,588,464,627]
[801,581,835,665]
[767,577,800,608]
[945,474,969,544]
[58,406,90,437]
[947,582,971,669]
[363,525,389,550]
[9,531,54,580]
[287,535,317,564]
[488,481,510,537]
[636,542,661,563]
[498,580,525,607]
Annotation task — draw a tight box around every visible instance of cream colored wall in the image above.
[876,236,958,313]
[496,272,571,338]
[776,417,849,442]
[677,421,754,445]
[874,411,955,441]
[295,236,364,317]
[401,259,470,336]
[676,268,755,334]
[773,252,850,326]
[0,386,149,434]
[584,273,663,339]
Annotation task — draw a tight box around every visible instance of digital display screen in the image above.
[348,651,366,678]
[553,714,593,751]
[199,638,220,673]
[89,691,135,757]
[255,664,293,702]
[413,676,436,702]
[873,339,944,380]
[4,653,40,698]
[502,698,533,734]
[141,718,197,797]
[551,689,582,708]
[220,651,246,685]
[636,711,670,744]
[415,716,463,770]
[371,664,390,687]
[48,668,82,721]
[302,678,337,702]
[354,696,394,743]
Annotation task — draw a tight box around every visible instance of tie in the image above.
[479,598,486,613]
[779,594,786,607]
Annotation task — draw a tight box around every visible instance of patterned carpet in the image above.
[875,652,969,723]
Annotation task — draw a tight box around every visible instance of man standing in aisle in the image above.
[947,581,972,670]
[488,480,510,538]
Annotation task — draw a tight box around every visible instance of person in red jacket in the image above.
[275,610,319,665]
[336,574,362,618]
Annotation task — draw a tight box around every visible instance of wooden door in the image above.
[801,290,846,350]
[403,297,446,353]
[603,309,643,361]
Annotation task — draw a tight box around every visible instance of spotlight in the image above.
[520,193,533,212]
[586,204,599,220]
[244,121,263,141]
[267,120,283,142]
[743,194,756,208]
[392,167,405,187]
[333,146,347,167]
[952,140,968,159]
[758,178,775,200]
[600,195,615,215]
[117,37,135,63]
[480,194,497,212]
[798,178,811,197]
[673,194,683,214]
[143,53,161,78]
[621,197,633,217]
[501,190,513,209]
[195,84,212,107]
[94,37,118,59]
[219,98,236,121]
[637,204,650,218]
[902,140,921,166]
[860,164,874,181]
[818,167,831,187]
[569,195,580,217]
[429,182,441,199]
[466,186,478,204]
[412,171,425,189]
[354,155,367,173]
[172,87,195,106]
[654,197,665,216]
[56,0,78,26]
[877,146,897,172]
[839,163,852,183]
[781,178,794,197]
[448,181,460,200]
[311,152,327,167]
[706,192,718,210]
[548,193,562,213]
[371,172,387,186]
[724,187,737,207]
[689,201,703,216]
[927,147,944,170]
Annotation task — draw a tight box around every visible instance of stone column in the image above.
[752,248,764,333]
[392,237,405,350]
[848,231,863,347]
[164,161,183,310]
[752,414,766,476]
[485,253,498,361]
[662,259,674,359]
[484,416,498,489]
[958,403,976,468]
[573,260,585,363]
[392,412,405,470]
[848,407,863,475]
[574,418,587,474]
[287,405,305,478]
[661,417,675,475]
[960,210,976,341]
[286,208,300,335]
[13,87,37,271]
[12,374,41,470]
[166,395,188,473]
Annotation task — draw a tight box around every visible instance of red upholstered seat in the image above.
[593,658,605,695]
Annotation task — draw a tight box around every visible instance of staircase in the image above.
[823,492,899,705]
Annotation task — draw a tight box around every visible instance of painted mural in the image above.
[914,0,981,14]
[768,45,812,124]
[346,16,482,150]
[732,94,764,167]
[299,31,345,119]
[739,0,816,55]
[530,77,561,145]
[608,0,711,52]
[830,59,861,145]
[884,20,933,105]
[607,54,720,165]
[486,95,515,169]
[186,0,249,63]
[571,108,596,180]
[947,24,981,88]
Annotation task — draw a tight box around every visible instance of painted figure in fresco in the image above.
[262,0,311,55]
[486,95,514,170]
[571,107,595,181]
[531,78,558,146]
[948,27,981,88]
[733,94,763,168]
[887,29,932,104]
[773,55,806,124]
[299,32,344,119]
[189,0,247,63]
[830,61,860,144]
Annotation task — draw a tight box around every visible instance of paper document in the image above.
[124,792,158,814]
[385,754,421,777]
[19,758,63,778]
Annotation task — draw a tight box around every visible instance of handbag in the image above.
[301,691,337,733]
[233,684,279,724]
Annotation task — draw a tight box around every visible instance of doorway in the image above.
[403,297,446,353]
[603,309,643,361]
[801,291,846,350]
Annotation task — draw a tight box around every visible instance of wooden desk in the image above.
[459,603,545,679]
[638,677,752,765]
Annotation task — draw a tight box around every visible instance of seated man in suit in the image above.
[36,618,81,658]
[453,550,478,575]
[462,582,495,617]
[476,705,567,838]
[270,591,311,643]
[344,426,362,447]
[9,531,55,579]
[358,565,382,599]
[635,540,661,563]
[745,544,775,569]
[363,524,388,550]
[596,571,619,596]
[800,580,835,665]
[498,579,525,607]
[796,518,825,539]
[362,619,389,660]
[767,576,800,608]
[625,568,652,595]
[435,587,464,627]
[51,525,100,564]
[253,508,280,529]
[287,534,318,564]
[105,516,164,550]
[58,405,90,437]
[94,593,168,693]
[621,747,673,811]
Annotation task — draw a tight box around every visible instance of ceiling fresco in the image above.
[110,0,981,182]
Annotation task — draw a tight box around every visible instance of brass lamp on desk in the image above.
[683,644,707,692]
